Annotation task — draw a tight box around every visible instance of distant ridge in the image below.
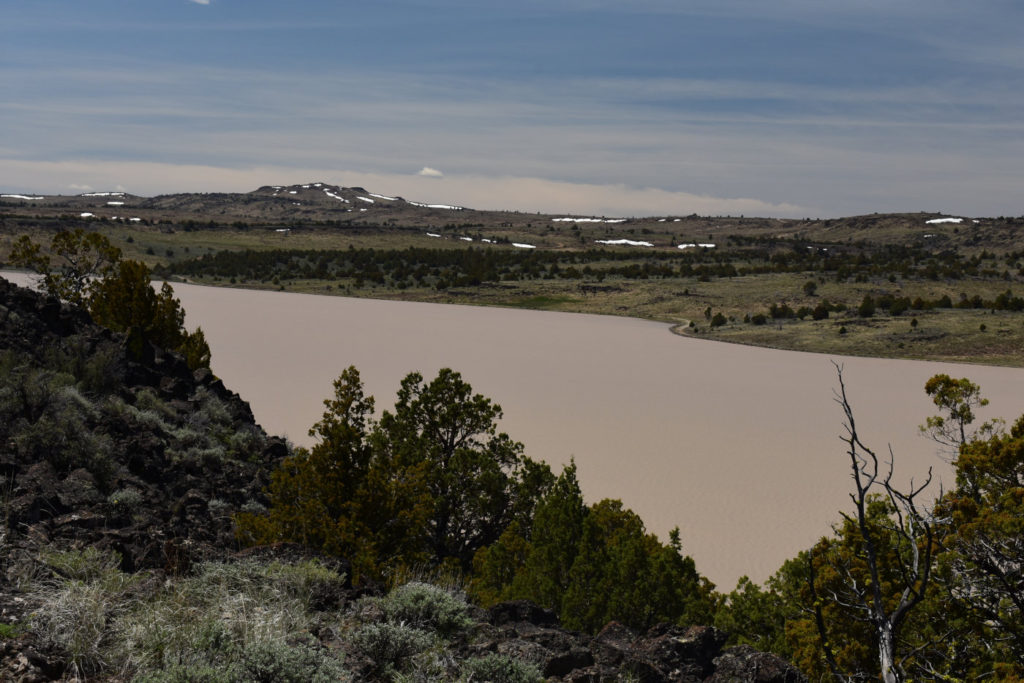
[2,183,1016,251]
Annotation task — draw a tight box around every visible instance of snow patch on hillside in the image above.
[323,189,349,203]
[553,217,626,224]
[595,239,653,247]
[408,201,463,210]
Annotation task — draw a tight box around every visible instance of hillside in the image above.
[0,276,806,681]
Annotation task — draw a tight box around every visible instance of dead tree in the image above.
[814,364,937,683]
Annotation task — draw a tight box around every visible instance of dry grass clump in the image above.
[29,552,348,681]
[30,548,140,677]
[117,559,347,680]
[23,551,541,682]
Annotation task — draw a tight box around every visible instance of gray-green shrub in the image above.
[350,622,434,675]
[378,581,473,636]
[460,653,543,683]
[228,639,348,683]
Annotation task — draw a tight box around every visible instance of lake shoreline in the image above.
[167,274,1024,370]
[5,269,1024,588]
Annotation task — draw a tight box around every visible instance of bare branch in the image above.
[823,364,938,683]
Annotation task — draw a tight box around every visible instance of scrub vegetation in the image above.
[7,338,1019,679]
[2,192,1024,679]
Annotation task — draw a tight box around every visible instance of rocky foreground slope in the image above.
[0,276,804,681]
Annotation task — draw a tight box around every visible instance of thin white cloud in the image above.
[189,0,211,5]
[417,167,444,178]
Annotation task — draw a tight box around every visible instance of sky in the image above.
[2,0,1022,218]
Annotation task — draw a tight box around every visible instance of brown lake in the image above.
[6,272,1023,588]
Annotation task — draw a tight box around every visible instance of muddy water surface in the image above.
[7,272,1022,588]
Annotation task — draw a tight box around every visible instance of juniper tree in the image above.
[10,230,210,369]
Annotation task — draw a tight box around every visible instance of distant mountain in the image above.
[3,182,499,228]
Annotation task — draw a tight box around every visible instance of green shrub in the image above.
[0,622,24,639]
[350,622,434,675]
[857,295,876,317]
[129,407,173,434]
[76,343,125,396]
[226,424,267,462]
[228,639,347,683]
[379,581,473,636]
[135,665,232,683]
[187,388,233,436]
[134,387,178,421]
[108,488,144,515]
[44,340,125,397]
[14,412,112,480]
[240,500,266,516]
[460,653,543,683]
[263,559,348,611]
[8,377,116,488]
[207,498,231,519]
[889,297,910,316]
[56,384,95,415]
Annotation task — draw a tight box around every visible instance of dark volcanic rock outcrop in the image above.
[0,276,281,582]
[461,603,805,682]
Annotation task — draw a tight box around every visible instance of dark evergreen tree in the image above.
[9,230,210,369]
[236,367,432,581]
[512,460,587,609]
[240,367,552,579]
[375,368,552,570]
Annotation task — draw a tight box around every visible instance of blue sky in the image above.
[2,0,1022,217]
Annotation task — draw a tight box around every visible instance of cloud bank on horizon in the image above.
[1,0,1022,218]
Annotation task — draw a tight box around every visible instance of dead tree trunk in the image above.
[815,364,937,682]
